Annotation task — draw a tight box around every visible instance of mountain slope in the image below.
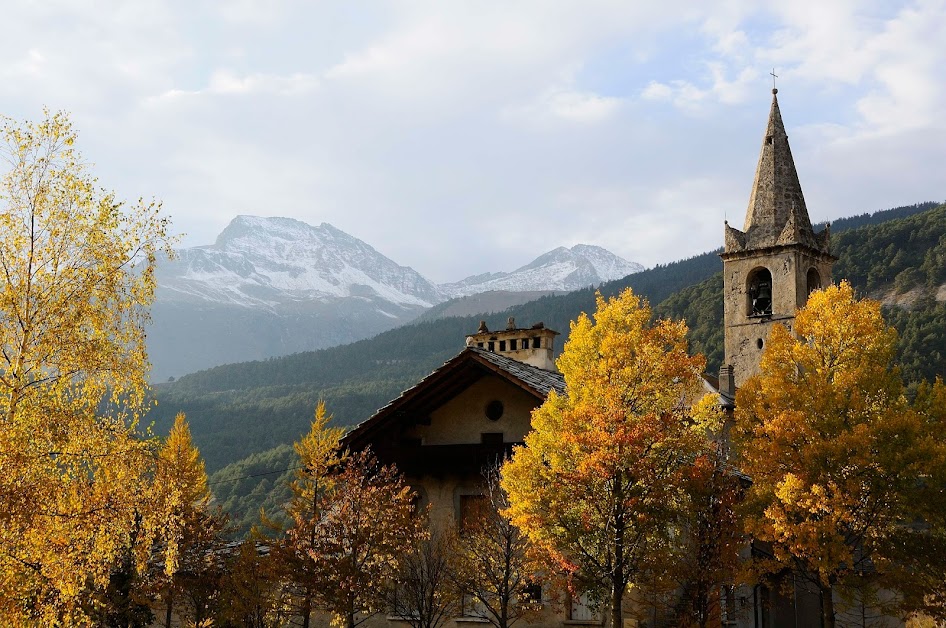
[149,216,442,379]
[204,201,946,536]
[160,216,442,308]
[440,244,642,297]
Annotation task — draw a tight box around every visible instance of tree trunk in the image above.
[821,583,835,628]
[611,581,623,628]
[347,596,356,628]
[165,590,173,628]
[302,591,311,628]
[611,471,625,628]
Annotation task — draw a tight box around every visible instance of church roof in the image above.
[724,89,830,255]
[343,347,564,450]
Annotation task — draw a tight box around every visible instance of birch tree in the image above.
[0,111,172,623]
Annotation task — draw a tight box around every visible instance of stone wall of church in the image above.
[723,246,834,386]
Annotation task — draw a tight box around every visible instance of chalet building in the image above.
[341,89,901,628]
[344,318,562,536]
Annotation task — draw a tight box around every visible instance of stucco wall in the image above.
[407,375,537,446]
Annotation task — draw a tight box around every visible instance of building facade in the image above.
[340,90,899,628]
[720,88,836,387]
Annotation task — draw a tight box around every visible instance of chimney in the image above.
[718,364,736,407]
[465,317,559,372]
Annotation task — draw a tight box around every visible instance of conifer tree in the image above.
[153,412,225,627]
[281,400,347,628]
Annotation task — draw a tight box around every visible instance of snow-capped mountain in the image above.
[440,244,643,298]
[148,217,642,380]
[158,216,442,308]
[149,216,442,379]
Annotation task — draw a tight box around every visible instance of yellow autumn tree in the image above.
[0,111,173,623]
[154,412,225,627]
[279,402,421,628]
[501,289,712,628]
[281,400,347,628]
[733,281,946,628]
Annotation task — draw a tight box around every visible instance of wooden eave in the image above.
[342,347,563,451]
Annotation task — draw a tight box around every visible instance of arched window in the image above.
[747,267,773,316]
[807,268,822,296]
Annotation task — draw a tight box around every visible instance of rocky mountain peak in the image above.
[440,243,642,298]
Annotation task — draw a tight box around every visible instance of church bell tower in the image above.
[721,89,836,387]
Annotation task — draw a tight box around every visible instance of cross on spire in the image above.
[770,68,778,92]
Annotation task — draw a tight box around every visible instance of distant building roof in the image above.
[343,346,564,450]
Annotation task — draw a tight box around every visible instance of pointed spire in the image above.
[725,89,829,253]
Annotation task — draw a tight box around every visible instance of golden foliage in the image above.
[279,402,421,628]
[155,413,212,577]
[734,281,946,619]
[501,289,711,626]
[0,111,173,623]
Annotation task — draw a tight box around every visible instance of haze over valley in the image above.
[149,215,642,379]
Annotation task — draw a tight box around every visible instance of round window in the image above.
[485,400,504,421]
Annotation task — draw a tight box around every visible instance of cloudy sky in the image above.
[2,1,944,283]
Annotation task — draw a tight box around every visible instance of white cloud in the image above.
[152,70,319,102]
[0,0,941,285]
[639,64,758,111]
[503,86,622,124]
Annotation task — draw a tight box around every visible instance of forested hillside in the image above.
[191,201,943,536]
[656,202,946,383]
[152,200,940,471]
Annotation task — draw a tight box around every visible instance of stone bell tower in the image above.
[720,89,836,387]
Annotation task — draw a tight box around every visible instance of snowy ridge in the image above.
[157,218,642,309]
[149,217,643,379]
[440,244,643,298]
[157,216,443,308]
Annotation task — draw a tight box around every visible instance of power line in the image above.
[209,464,303,487]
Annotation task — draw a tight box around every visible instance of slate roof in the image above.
[467,347,565,396]
[342,346,564,449]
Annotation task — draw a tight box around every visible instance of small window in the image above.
[532,337,541,349]
[477,342,484,348]
[521,581,542,603]
[510,339,518,350]
[499,340,506,351]
[765,135,773,145]
[485,400,504,421]
[807,268,822,296]
[487,341,495,351]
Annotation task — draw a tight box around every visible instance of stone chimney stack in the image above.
[465,318,559,372]
[718,364,736,409]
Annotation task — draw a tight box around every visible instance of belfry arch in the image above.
[807,267,822,296]
[747,267,773,316]
[720,88,836,386]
